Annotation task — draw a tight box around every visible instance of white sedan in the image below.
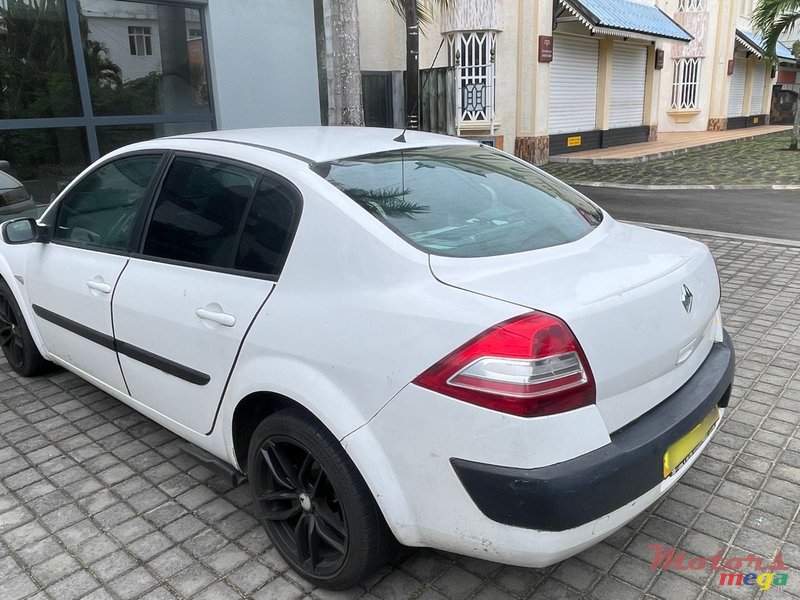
[0,127,734,590]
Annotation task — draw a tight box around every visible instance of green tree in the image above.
[752,0,800,150]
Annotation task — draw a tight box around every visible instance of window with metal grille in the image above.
[128,26,153,56]
[449,31,496,128]
[671,57,701,110]
[677,0,705,10]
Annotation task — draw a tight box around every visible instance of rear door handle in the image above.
[196,307,236,327]
[86,280,112,294]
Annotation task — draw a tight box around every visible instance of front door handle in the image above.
[196,307,236,328]
[86,280,112,294]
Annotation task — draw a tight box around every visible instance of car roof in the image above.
[170,126,478,164]
[0,171,23,190]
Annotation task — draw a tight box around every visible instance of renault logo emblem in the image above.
[681,285,693,314]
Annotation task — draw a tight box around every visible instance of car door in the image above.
[25,153,164,394]
[111,154,301,434]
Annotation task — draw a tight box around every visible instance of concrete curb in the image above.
[625,220,800,248]
[570,181,800,191]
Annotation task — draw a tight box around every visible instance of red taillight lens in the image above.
[413,312,596,417]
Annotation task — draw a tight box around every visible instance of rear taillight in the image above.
[413,312,596,417]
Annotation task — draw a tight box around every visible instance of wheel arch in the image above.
[230,390,306,472]
[0,250,48,357]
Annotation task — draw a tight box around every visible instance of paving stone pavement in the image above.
[0,232,799,600]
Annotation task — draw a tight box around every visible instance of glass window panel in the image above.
[53,154,161,250]
[142,156,259,268]
[0,0,82,119]
[96,121,212,155]
[81,1,211,116]
[235,175,301,277]
[0,127,89,212]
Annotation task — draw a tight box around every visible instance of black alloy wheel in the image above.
[254,436,348,577]
[247,409,395,589]
[0,280,50,377]
[0,292,24,370]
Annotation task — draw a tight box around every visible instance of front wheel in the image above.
[0,280,50,377]
[247,408,395,590]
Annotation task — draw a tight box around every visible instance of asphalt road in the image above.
[576,186,800,241]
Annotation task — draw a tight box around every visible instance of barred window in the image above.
[128,26,153,56]
[677,0,705,10]
[450,31,496,125]
[671,57,701,110]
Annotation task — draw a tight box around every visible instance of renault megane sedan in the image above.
[0,127,734,589]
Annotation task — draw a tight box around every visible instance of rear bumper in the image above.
[452,329,735,532]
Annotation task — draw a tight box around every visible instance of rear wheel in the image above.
[247,408,395,589]
[0,280,49,377]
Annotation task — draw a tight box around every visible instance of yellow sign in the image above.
[567,136,582,147]
[663,406,720,478]
[753,117,759,124]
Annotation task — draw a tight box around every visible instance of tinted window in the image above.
[312,146,603,258]
[54,154,161,250]
[142,156,258,268]
[235,176,300,276]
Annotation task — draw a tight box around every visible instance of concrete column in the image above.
[595,38,614,131]
[707,0,738,130]
[513,0,552,165]
[742,55,756,116]
[760,64,775,119]
[643,44,660,140]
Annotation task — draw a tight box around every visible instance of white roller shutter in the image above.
[748,62,768,115]
[727,58,747,117]
[549,35,599,134]
[609,44,647,128]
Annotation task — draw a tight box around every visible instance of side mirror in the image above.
[2,218,50,245]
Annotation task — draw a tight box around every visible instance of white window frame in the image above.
[128,25,153,57]
[449,31,496,134]
[677,0,705,11]
[671,57,701,110]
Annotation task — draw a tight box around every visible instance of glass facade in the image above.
[0,0,215,208]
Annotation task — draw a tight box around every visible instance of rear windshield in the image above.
[312,145,602,258]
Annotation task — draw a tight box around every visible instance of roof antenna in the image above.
[394,37,446,143]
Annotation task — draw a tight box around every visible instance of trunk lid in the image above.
[429,218,721,433]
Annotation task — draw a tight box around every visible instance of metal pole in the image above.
[404,0,419,129]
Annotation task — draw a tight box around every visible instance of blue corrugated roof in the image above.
[736,29,796,62]
[563,0,692,42]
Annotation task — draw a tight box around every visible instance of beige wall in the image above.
[357,0,405,72]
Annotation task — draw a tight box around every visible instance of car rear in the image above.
[317,143,734,565]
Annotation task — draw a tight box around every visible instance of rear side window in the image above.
[54,154,161,251]
[312,146,602,258]
[142,156,258,268]
[234,175,300,277]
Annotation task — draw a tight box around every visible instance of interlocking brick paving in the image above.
[541,132,800,187]
[0,232,798,599]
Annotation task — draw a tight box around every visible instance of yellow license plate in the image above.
[663,407,720,478]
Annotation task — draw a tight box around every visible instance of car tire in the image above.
[0,279,50,377]
[247,408,396,590]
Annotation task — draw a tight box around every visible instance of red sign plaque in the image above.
[539,35,553,63]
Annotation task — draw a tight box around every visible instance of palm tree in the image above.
[752,0,800,150]
[322,0,451,128]
[321,0,364,126]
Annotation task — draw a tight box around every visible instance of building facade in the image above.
[0,0,321,204]
[359,0,797,164]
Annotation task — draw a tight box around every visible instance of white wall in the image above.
[206,0,321,129]
[86,17,162,82]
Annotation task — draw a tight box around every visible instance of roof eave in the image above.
[557,0,692,44]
